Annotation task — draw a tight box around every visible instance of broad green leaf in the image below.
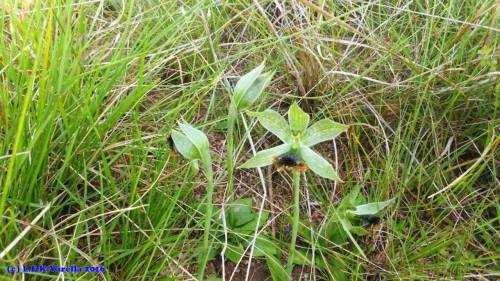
[266,255,289,281]
[234,63,274,110]
[225,243,245,264]
[325,220,348,245]
[252,236,281,257]
[296,219,312,241]
[288,103,309,134]
[237,210,269,233]
[300,146,341,181]
[249,110,292,143]
[171,130,199,160]
[239,143,291,168]
[301,119,348,146]
[347,199,394,216]
[227,198,254,228]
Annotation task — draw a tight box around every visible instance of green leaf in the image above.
[170,130,199,160]
[339,217,367,259]
[347,199,394,216]
[227,198,254,228]
[233,63,274,110]
[196,242,220,263]
[300,146,341,181]
[349,225,369,236]
[288,103,309,134]
[239,143,291,168]
[339,186,364,210]
[252,236,281,257]
[249,110,292,143]
[240,71,274,110]
[234,64,263,102]
[301,119,348,146]
[292,249,311,266]
[179,123,209,153]
[225,243,245,264]
[190,160,200,175]
[325,220,348,245]
[296,219,312,241]
[291,250,327,269]
[237,210,269,232]
[266,255,289,281]
[178,123,211,167]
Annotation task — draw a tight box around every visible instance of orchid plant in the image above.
[170,123,213,280]
[240,104,348,275]
[169,63,274,280]
[227,63,274,200]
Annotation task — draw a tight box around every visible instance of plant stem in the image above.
[198,161,214,281]
[226,102,238,202]
[286,171,301,276]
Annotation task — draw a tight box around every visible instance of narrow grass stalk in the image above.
[286,171,301,275]
[198,162,215,281]
[220,102,238,278]
[226,102,238,201]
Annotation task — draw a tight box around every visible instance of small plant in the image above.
[226,63,274,201]
[295,188,394,280]
[240,103,348,275]
[320,186,394,249]
[205,198,288,280]
[170,123,213,280]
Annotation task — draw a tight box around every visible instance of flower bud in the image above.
[233,63,274,110]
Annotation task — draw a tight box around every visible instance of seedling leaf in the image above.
[227,198,254,228]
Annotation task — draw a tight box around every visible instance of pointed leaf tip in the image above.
[300,146,341,181]
[251,110,292,143]
[239,143,292,169]
[347,199,395,216]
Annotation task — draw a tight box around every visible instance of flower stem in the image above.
[198,161,214,281]
[286,171,301,276]
[226,102,237,202]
